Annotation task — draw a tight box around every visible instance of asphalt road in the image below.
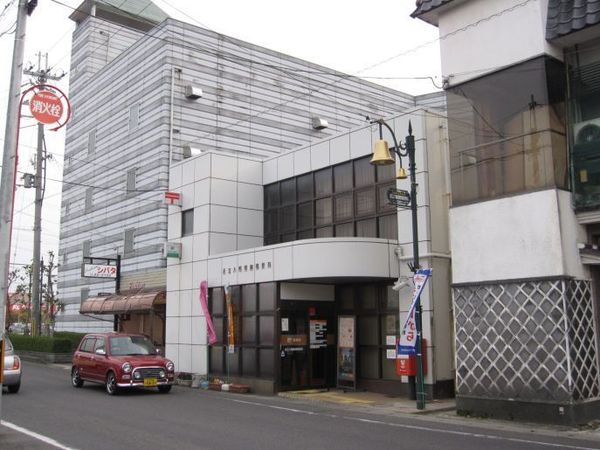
[2,362,600,450]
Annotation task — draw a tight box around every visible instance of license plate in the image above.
[143,378,157,387]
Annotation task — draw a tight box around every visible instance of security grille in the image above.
[454,279,600,403]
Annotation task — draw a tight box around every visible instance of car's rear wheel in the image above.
[7,383,20,394]
[158,385,172,394]
[105,372,118,395]
[71,367,83,388]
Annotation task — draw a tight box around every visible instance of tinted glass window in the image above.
[297,202,313,229]
[334,162,353,192]
[280,179,296,205]
[297,173,313,202]
[315,197,332,225]
[354,157,375,187]
[265,184,280,208]
[182,209,194,236]
[334,193,353,221]
[315,168,332,196]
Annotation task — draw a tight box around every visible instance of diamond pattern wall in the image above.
[454,279,600,403]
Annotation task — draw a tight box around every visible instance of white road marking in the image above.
[226,398,598,450]
[1,420,76,450]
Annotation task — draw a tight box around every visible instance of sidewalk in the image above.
[278,388,455,414]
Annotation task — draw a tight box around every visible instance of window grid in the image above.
[264,156,397,243]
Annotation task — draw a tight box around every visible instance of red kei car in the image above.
[71,332,175,395]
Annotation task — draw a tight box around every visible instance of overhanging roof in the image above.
[80,291,165,315]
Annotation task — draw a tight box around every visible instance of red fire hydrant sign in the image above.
[30,91,64,124]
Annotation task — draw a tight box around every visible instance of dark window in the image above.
[354,157,375,187]
[335,222,353,237]
[182,209,194,236]
[242,285,256,312]
[377,163,395,182]
[259,283,276,311]
[356,188,376,216]
[334,162,353,192]
[334,193,353,221]
[316,226,333,237]
[297,173,313,202]
[280,179,296,205]
[315,168,332,196]
[242,348,257,376]
[315,197,332,225]
[356,218,376,237]
[265,184,280,209]
[297,202,313,229]
[279,206,295,231]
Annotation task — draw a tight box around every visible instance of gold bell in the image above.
[370,139,395,165]
[396,167,408,180]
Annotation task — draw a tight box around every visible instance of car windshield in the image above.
[109,336,154,356]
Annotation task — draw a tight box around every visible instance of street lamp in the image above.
[369,118,425,410]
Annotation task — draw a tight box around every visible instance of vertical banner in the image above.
[398,268,432,356]
[199,281,217,345]
[224,284,235,354]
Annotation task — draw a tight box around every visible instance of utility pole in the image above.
[0,0,37,418]
[24,52,65,337]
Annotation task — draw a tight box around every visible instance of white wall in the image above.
[439,0,562,86]
[450,189,586,284]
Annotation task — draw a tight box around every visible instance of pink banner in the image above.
[200,281,217,345]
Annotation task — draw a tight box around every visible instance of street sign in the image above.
[29,90,64,124]
[387,187,411,207]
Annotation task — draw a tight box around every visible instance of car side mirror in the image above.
[95,348,106,356]
[155,348,161,355]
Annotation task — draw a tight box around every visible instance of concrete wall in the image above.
[438,0,562,87]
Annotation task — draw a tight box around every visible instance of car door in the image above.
[91,337,109,381]
[76,337,96,379]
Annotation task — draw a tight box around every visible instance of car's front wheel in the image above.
[158,385,172,394]
[71,367,83,388]
[105,372,118,395]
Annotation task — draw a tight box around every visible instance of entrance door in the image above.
[279,302,335,390]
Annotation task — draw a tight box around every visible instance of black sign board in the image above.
[387,188,411,207]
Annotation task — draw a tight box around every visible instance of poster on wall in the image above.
[337,316,356,390]
[310,319,327,349]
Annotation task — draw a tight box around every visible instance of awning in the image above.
[80,291,166,315]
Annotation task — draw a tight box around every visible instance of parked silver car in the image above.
[3,335,21,393]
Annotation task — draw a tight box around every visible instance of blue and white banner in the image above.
[397,268,432,356]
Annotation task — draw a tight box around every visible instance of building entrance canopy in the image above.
[80,291,165,315]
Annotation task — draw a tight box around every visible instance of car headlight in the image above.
[122,362,132,373]
[166,361,175,372]
[159,370,166,378]
[134,371,141,379]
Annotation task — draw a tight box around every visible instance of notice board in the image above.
[337,315,356,391]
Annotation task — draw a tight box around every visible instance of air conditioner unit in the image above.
[574,118,600,145]
[185,85,202,100]
[182,144,202,158]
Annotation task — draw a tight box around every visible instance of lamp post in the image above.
[369,118,425,410]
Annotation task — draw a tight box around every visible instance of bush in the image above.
[53,331,86,351]
[9,334,72,354]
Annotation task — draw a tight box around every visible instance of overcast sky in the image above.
[0,0,442,275]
